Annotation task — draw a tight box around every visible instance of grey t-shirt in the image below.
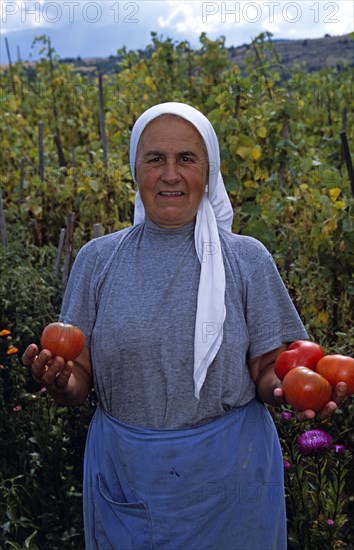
[60,219,308,428]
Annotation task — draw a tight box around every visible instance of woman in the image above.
[23,102,347,549]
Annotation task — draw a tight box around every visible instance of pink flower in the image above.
[326,519,334,526]
[13,405,22,412]
[283,460,291,469]
[297,429,332,456]
[40,387,47,393]
[281,411,293,421]
[333,445,346,454]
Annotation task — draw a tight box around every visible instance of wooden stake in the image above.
[93,223,104,238]
[62,213,75,291]
[340,130,354,198]
[52,228,66,279]
[54,128,66,167]
[18,159,25,219]
[0,190,8,246]
[38,121,44,181]
[251,38,272,100]
[48,38,66,167]
[30,217,42,246]
[98,73,108,172]
[4,37,16,95]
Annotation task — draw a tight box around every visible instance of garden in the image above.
[1,32,353,549]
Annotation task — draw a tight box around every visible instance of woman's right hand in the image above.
[23,342,93,406]
[22,344,74,397]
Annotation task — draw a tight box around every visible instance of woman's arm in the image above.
[248,345,286,406]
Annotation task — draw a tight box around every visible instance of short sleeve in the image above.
[246,254,308,359]
[59,240,102,347]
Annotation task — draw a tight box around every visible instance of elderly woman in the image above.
[23,102,347,549]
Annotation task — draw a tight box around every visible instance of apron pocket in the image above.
[94,473,154,550]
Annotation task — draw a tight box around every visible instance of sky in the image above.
[1,1,353,64]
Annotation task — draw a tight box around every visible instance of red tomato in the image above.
[274,340,325,381]
[282,366,332,412]
[315,355,354,395]
[41,322,85,361]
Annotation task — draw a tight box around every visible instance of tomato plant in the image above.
[316,355,354,396]
[282,366,332,412]
[274,340,325,381]
[41,322,85,361]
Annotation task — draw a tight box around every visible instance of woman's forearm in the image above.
[254,363,282,406]
[248,345,286,406]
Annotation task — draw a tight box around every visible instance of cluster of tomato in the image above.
[275,341,354,412]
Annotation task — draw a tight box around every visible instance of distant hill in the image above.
[228,33,354,73]
[1,33,352,75]
[59,33,353,76]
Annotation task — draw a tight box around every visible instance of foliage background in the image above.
[1,32,353,549]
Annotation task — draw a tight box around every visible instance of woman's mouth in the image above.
[158,191,185,197]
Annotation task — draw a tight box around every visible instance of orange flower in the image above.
[0,329,11,337]
[7,346,19,355]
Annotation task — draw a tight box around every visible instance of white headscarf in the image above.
[130,102,234,399]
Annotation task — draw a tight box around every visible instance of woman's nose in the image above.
[161,160,181,184]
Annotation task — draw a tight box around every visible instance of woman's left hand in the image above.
[274,381,348,421]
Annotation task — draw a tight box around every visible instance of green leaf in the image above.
[88,180,99,192]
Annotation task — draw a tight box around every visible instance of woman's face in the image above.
[135,116,208,228]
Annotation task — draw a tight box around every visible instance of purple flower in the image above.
[283,459,291,469]
[333,444,346,454]
[281,411,293,421]
[326,519,334,526]
[297,429,332,456]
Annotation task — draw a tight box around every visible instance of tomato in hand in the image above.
[282,366,332,412]
[274,340,325,381]
[41,322,85,361]
[315,355,354,396]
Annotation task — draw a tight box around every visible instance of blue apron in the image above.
[83,400,287,550]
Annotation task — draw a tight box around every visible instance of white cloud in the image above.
[2,1,353,38]
[157,1,215,34]
[1,0,141,34]
[1,0,48,34]
[156,1,354,43]
[1,1,352,62]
